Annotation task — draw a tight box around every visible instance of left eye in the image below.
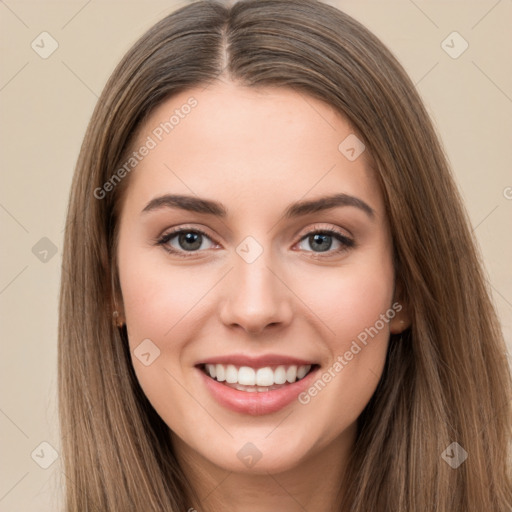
[296,229,354,254]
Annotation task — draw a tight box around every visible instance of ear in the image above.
[112,293,126,325]
[110,266,126,325]
[389,278,411,334]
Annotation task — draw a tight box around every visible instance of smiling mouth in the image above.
[199,363,318,393]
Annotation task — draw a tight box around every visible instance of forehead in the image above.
[122,81,383,218]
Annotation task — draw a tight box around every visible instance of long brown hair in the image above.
[58,0,512,509]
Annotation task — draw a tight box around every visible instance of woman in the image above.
[58,0,512,510]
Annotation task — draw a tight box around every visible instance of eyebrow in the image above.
[141,193,375,220]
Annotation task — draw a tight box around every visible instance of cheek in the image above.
[328,278,389,332]
[293,258,394,427]
[118,250,206,420]
[298,258,395,350]
[119,246,200,344]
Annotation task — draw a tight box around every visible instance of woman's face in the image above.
[116,81,407,475]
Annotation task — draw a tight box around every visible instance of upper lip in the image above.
[196,354,317,368]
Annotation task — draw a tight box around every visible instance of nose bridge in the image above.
[219,238,292,333]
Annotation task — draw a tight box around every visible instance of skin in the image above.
[115,80,410,512]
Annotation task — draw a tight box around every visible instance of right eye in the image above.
[156,227,219,257]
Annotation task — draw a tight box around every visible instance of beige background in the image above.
[1,0,511,510]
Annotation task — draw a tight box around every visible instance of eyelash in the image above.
[155,224,355,259]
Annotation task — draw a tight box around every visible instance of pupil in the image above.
[180,232,202,250]
[311,233,331,252]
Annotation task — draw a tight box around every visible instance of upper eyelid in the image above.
[298,223,353,239]
[159,225,216,242]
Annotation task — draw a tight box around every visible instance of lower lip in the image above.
[198,366,319,415]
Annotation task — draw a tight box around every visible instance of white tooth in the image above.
[286,365,298,383]
[273,365,287,384]
[215,364,225,382]
[225,364,238,383]
[256,367,274,386]
[297,364,311,380]
[238,366,256,385]
[206,364,216,378]
[211,363,309,387]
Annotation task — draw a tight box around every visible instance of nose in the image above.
[218,251,293,335]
